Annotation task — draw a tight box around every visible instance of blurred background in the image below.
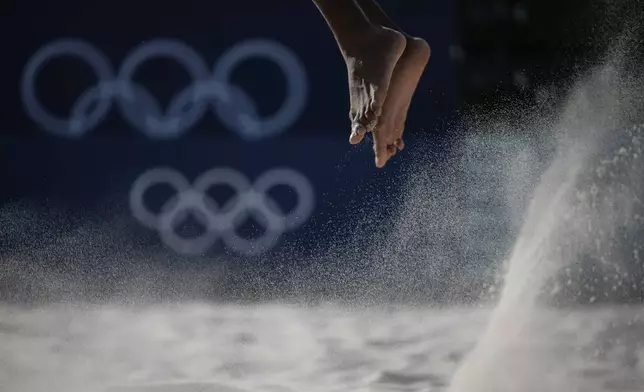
[1,0,643,304]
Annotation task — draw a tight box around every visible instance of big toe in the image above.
[349,123,367,144]
[375,144,397,168]
[373,132,397,168]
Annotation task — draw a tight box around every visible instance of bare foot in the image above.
[366,37,431,168]
[344,26,407,143]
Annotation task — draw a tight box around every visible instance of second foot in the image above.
[370,36,431,168]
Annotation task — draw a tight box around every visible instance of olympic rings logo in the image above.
[21,38,308,140]
[129,167,315,255]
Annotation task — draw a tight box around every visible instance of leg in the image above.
[311,0,406,145]
[354,0,431,168]
[354,0,404,33]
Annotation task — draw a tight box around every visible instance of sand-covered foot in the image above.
[370,37,431,168]
[344,26,407,143]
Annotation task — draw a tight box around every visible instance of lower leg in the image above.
[354,0,406,35]
[311,0,375,55]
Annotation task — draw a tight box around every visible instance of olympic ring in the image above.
[129,167,315,255]
[21,38,308,140]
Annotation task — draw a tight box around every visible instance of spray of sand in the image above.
[446,41,644,391]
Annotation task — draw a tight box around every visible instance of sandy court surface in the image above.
[0,303,642,392]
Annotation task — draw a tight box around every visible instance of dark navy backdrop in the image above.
[1,0,458,262]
